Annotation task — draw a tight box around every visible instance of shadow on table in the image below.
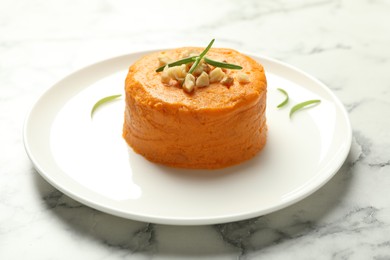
[32,152,355,258]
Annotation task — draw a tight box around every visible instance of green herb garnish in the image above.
[155,56,197,72]
[276,88,289,108]
[91,94,122,118]
[188,39,215,74]
[155,39,242,74]
[289,99,321,118]
[203,57,243,70]
[199,39,215,58]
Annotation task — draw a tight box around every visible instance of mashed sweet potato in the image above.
[123,47,267,169]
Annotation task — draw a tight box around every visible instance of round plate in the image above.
[23,51,351,225]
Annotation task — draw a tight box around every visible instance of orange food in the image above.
[123,47,267,169]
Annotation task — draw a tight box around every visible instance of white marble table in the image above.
[2,0,390,259]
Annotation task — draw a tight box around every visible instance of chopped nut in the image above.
[202,63,211,74]
[196,71,210,87]
[192,60,205,76]
[168,79,179,88]
[158,54,173,66]
[161,65,170,84]
[189,52,199,57]
[183,74,195,93]
[181,50,189,58]
[168,64,187,83]
[221,76,234,87]
[182,49,199,58]
[209,68,226,83]
[237,73,250,84]
[185,62,193,72]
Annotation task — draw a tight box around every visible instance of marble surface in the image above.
[1,0,390,259]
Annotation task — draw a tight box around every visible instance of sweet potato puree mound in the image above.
[123,47,267,169]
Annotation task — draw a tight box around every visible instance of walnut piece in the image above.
[209,68,226,83]
[159,52,244,92]
[167,64,187,83]
[158,54,172,66]
[161,65,171,84]
[183,74,195,93]
[221,76,234,87]
[237,73,250,84]
[196,71,210,87]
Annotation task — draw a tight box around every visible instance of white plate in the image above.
[24,51,351,225]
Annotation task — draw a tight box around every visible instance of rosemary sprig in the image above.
[204,57,242,70]
[199,39,215,58]
[188,57,201,75]
[91,94,122,118]
[276,88,289,108]
[188,39,215,74]
[289,99,321,118]
[155,39,242,73]
[155,56,197,72]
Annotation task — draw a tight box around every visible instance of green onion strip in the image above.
[289,99,321,118]
[276,88,289,108]
[91,94,122,118]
